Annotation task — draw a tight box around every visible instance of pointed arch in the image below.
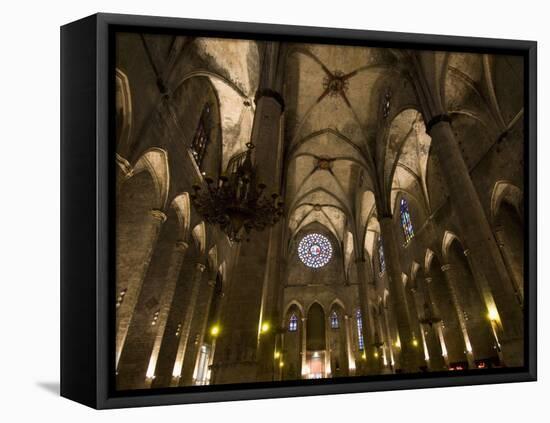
[490,181,523,223]
[192,221,206,254]
[442,230,461,263]
[289,186,352,221]
[133,148,170,210]
[170,193,191,241]
[329,298,347,313]
[208,245,218,271]
[284,300,305,318]
[115,68,133,150]
[424,248,435,273]
[410,261,421,286]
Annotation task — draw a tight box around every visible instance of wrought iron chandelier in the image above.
[190,142,284,242]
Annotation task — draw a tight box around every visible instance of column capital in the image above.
[150,209,167,223]
[424,277,433,284]
[425,113,452,135]
[116,153,133,179]
[195,263,207,273]
[441,264,453,272]
[175,240,189,251]
[378,214,394,223]
[254,88,285,111]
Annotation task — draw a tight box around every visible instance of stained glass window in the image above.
[330,311,339,329]
[378,235,386,274]
[191,104,210,169]
[400,198,414,244]
[356,310,365,351]
[288,313,298,332]
[298,233,333,268]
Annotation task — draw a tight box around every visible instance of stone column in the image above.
[255,224,285,382]
[379,217,423,372]
[324,314,332,378]
[428,119,523,366]
[375,312,389,372]
[493,228,524,305]
[171,262,206,386]
[441,264,476,369]
[143,240,189,385]
[189,279,216,385]
[210,42,285,385]
[252,42,285,193]
[417,278,445,370]
[344,315,356,376]
[116,208,166,368]
[301,317,308,378]
[382,305,396,372]
[355,258,378,374]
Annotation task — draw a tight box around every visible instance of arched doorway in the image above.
[306,303,326,379]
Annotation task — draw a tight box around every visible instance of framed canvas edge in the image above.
[88,12,537,409]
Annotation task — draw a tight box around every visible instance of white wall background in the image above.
[0,0,546,420]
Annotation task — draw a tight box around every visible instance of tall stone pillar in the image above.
[301,317,308,378]
[427,119,523,366]
[343,315,356,376]
[210,41,285,385]
[355,258,378,374]
[255,223,285,382]
[382,305,395,372]
[441,264,476,369]
[417,278,445,370]
[187,279,216,385]
[171,262,206,386]
[116,208,166,368]
[252,42,285,193]
[379,217,423,372]
[209,231,272,384]
[493,228,524,305]
[143,240,189,385]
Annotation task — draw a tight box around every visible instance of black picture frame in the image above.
[60,12,537,409]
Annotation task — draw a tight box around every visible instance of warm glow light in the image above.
[279,362,284,368]
[361,353,366,360]
[274,351,281,359]
[374,352,379,358]
[261,322,270,333]
[487,307,500,322]
[394,339,401,348]
[412,339,419,347]
[210,325,220,337]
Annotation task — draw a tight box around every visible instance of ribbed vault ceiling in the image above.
[285,44,395,242]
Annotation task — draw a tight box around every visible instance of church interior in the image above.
[114,32,525,390]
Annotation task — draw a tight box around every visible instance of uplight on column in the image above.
[260,322,270,334]
[210,325,220,337]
